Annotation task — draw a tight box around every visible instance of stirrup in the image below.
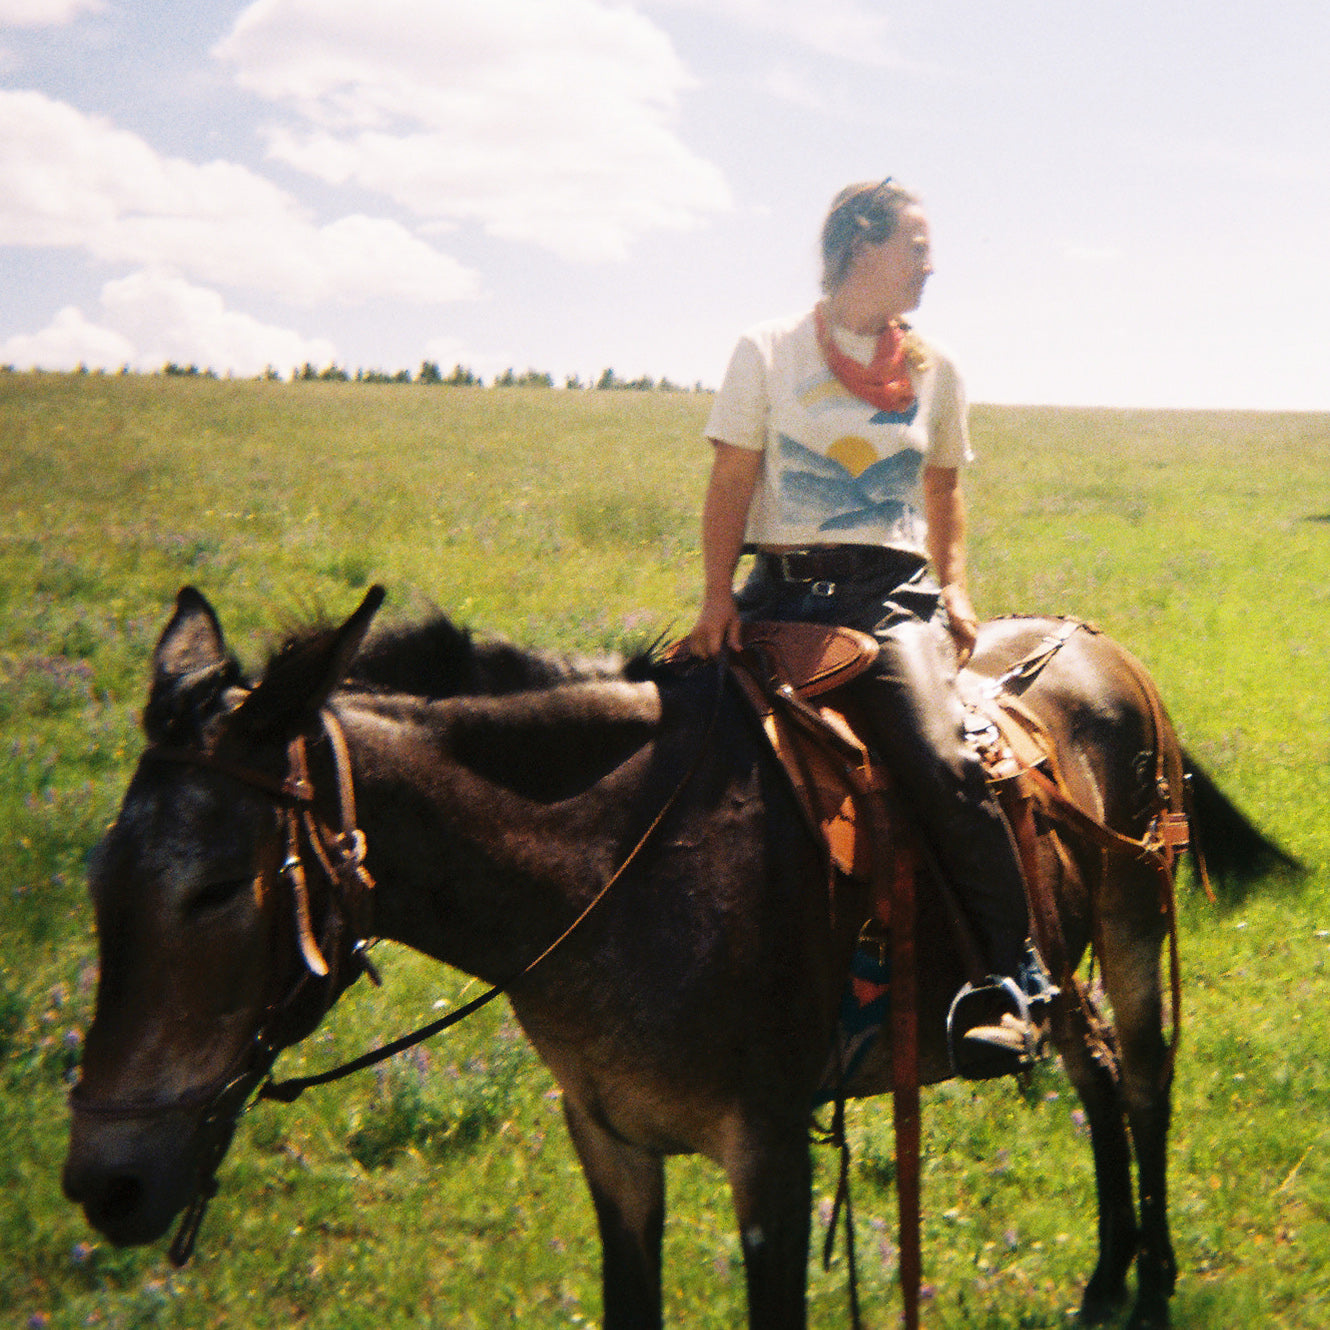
[948,976,1042,1080]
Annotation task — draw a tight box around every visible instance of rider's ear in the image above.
[229,585,385,742]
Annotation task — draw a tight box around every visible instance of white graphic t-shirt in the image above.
[705,309,973,555]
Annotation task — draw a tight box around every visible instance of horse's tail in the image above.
[1183,750,1302,894]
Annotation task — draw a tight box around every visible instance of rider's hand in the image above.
[684,591,743,659]
[941,583,979,667]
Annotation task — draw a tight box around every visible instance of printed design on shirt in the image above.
[776,434,922,535]
[869,401,920,426]
[796,371,920,425]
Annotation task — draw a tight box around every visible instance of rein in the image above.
[260,659,729,1103]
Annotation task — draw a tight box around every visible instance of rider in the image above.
[683,177,1053,1076]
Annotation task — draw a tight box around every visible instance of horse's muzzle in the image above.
[63,1114,199,1246]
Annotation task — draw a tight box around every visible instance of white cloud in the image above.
[0,304,133,371]
[762,63,829,113]
[0,0,102,26]
[645,0,908,69]
[761,62,871,117]
[1,270,337,376]
[215,0,731,262]
[0,89,481,304]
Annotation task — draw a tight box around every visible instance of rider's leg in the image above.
[858,614,1030,977]
[855,615,1055,1074]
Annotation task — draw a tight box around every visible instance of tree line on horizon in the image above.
[0,360,710,392]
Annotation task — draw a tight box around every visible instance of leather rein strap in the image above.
[260,659,730,1104]
[731,644,921,1330]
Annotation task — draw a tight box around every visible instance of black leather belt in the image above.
[754,546,923,586]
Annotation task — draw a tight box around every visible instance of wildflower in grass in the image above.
[870,1215,897,1273]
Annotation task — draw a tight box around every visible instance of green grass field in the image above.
[2,370,1327,1327]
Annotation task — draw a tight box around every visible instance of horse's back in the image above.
[966,616,1165,751]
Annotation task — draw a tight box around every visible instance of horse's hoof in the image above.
[1125,1301,1170,1330]
[1078,1284,1128,1326]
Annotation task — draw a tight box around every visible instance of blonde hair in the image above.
[819,177,919,295]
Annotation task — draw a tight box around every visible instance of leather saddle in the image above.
[727,620,885,882]
[725,618,1192,992]
[728,620,1065,882]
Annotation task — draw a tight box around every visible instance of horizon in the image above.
[3,1,1329,413]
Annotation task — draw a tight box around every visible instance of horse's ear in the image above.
[152,586,227,683]
[231,585,386,741]
[143,587,241,744]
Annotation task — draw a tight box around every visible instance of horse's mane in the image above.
[333,611,663,700]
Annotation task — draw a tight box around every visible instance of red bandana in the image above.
[814,304,916,414]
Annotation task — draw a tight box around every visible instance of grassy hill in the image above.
[3,370,1327,1326]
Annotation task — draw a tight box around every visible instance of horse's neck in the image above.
[337,681,665,976]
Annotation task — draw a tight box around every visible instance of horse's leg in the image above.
[1070,858,1177,1330]
[562,1097,666,1330]
[723,1118,813,1330]
[1054,997,1140,1324]
[1105,937,1178,1330]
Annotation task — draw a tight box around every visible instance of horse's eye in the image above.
[188,878,250,916]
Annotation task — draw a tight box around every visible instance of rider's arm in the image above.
[923,463,979,665]
[684,441,762,658]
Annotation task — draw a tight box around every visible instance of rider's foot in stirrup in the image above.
[963,1011,1043,1055]
[947,973,1050,1080]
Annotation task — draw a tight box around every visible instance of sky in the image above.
[2,0,1329,410]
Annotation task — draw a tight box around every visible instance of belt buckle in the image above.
[773,550,836,595]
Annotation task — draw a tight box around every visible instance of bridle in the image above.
[69,660,730,1265]
[68,708,379,1265]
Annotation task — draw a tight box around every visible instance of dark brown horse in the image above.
[63,587,1287,1329]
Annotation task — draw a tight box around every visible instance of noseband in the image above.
[68,709,378,1265]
